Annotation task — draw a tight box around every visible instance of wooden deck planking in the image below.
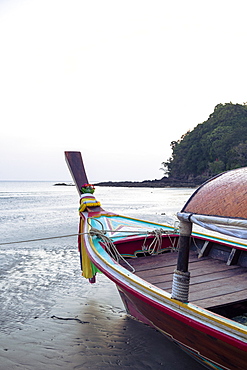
[126,251,199,271]
[122,251,247,308]
[142,267,246,287]
[192,289,247,308]
[136,259,242,281]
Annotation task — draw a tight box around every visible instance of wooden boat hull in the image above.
[117,286,246,370]
[81,212,247,370]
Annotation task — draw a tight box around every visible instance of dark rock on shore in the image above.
[53,183,75,186]
[95,177,203,188]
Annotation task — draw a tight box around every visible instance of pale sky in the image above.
[1,0,247,181]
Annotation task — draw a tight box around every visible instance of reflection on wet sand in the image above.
[0,275,205,369]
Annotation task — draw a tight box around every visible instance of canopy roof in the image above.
[182,167,247,220]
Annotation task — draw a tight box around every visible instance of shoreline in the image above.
[95,180,201,188]
[53,179,206,189]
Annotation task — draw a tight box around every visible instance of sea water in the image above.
[0,182,206,369]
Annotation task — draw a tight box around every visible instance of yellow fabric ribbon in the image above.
[79,218,99,279]
[79,195,101,212]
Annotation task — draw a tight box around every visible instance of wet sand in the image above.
[0,275,205,370]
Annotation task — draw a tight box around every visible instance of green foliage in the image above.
[164,103,247,181]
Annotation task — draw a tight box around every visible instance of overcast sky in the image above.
[1,0,246,181]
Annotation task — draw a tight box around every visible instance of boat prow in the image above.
[65,151,247,370]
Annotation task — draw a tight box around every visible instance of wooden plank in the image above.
[143,266,246,287]
[136,264,176,279]
[127,251,201,272]
[126,252,179,270]
[227,248,241,265]
[153,281,172,290]
[136,263,235,281]
[132,255,241,279]
[125,248,247,309]
[190,272,247,293]
[188,277,247,303]
[198,240,212,257]
[190,267,247,285]
[132,257,247,310]
[153,272,247,292]
[192,289,247,308]
[188,261,240,275]
[65,151,88,195]
[188,264,242,290]
[129,250,244,274]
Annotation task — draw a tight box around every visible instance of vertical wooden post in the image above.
[171,219,192,302]
[176,220,192,272]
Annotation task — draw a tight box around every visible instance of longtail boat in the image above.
[65,151,247,370]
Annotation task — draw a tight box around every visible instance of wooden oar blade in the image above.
[65,151,89,195]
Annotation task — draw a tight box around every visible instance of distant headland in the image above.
[98,103,247,188]
[53,183,75,186]
[95,178,201,188]
[53,179,200,188]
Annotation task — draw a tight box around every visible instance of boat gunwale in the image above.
[89,211,247,251]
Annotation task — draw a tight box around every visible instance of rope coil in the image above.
[142,228,178,254]
[89,227,135,273]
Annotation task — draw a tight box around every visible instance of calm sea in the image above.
[0,182,206,369]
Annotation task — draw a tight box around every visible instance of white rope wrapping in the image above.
[171,269,190,302]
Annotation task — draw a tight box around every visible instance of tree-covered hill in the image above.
[162,103,247,183]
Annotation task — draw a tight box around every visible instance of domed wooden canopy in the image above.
[181,167,247,220]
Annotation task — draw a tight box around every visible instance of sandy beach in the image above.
[0,275,205,370]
